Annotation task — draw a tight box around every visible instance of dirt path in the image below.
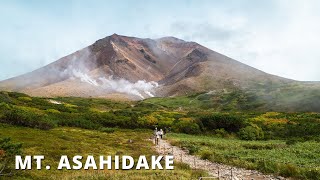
[154,138,286,180]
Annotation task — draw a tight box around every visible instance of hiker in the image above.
[160,129,164,139]
[155,130,160,145]
[154,127,157,136]
[154,127,158,144]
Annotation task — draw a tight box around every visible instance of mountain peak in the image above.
[95,33,126,42]
[2,34,319,112]
[111,33,119,36]
[110,33,123,38]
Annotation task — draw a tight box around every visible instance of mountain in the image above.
[0,34,319,111]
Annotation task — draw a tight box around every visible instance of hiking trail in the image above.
[153,138,287,180]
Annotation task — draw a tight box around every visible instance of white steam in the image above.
[98,77,158,99]
[72,69,99,86]
[71,69,158,99]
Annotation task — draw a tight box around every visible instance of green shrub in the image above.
[239,125,264,140]
[45,109,60,114]
[0,92,11,103]
[172,120,201,134]
[302,168,320,180]
[17,97,32,102]
[286,139,298,145]
[214,128,229,138]
[243,143,285,150]
[257,160,279,174]
[0,102,10,109]
[200,150,213,160]
[57,117,100,130]
[279,163,299,177]
[174,162,191,170]
[100,127,117,133]
[7,92,29,99]
[1,108,55,130]
[184,144,200,154]
[0,103,10,119]
[199,114,245,132]
[0,138,22,176]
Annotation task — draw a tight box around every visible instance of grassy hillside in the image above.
[145,82,320,112]
[167,133,320,179]
[0,124,206,179]
[0,91,319,179]
[1,91,319,140]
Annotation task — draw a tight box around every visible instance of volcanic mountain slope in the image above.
[0,34,319,111]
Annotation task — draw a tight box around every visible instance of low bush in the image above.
[172,120,201,134]
[184,144,200,154]
[100,127,117,133]
[279,163,299,177]
[17,97,32,102]
[257,160,279,174]
[57,117,100,130]
[0,138,22,176]
[214,128,229,138]
[243,143,286,150]
[45,109,60,114]
[302,168,320,180]
[286,139,298,145]
[1,108,55,130]
[239,125,264,140]
[199,114,245,132]
[200,150,213,160]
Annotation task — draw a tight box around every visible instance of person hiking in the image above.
[155,130,160,145]
[154,127,157,136]
[154,127,158,145]
[160,129,164,139]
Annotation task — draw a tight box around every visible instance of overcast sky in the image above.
[0,0,319,81]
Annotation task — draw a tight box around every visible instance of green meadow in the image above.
[0,91,319,179]
[0,124,206,179]
[167,133,320,179]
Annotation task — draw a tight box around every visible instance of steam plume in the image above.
[71,69,158,99]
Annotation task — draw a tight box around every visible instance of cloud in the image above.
[163,0,320,81]
[233,0,320,81]
[0,1,319,81]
